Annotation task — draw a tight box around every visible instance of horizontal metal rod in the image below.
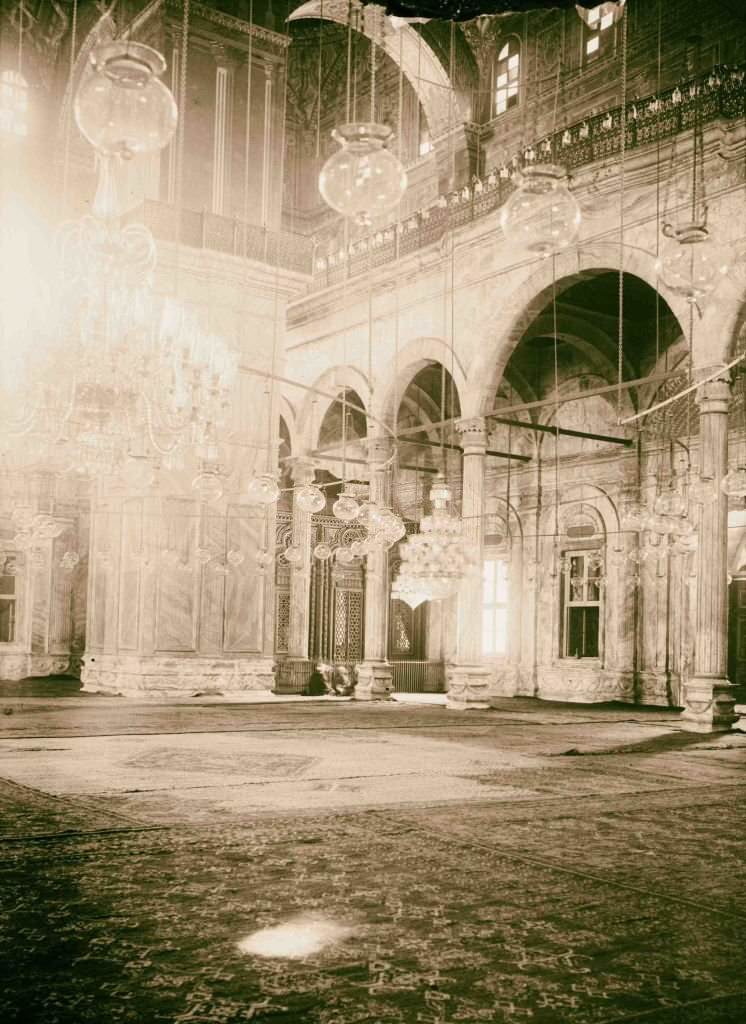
[312,452,438,473]
[393,369,686,439]
[399,437,531,463]
[490,417,634,447]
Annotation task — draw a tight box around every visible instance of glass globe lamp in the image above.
[295,483,326,514]
[336,547,355,565]
[575,1,626,27]
[657,223,730,305]
[722,467,746,497]
[499,164,581,256]
[284,544,303,565]
[357,501,385,531]
[313,543,333,561]
[256,548,275,569]
[74,42,178,160]
[192,471,223,504]
[319,123,408,227]
[332,492,360,522]
[227,548,245,567]
[654,489,688,517]
[246,474,280,506]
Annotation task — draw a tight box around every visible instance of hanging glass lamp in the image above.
[332,491,360,522]
[657,223,730,306]
[319,123,407,227]
[75,42,178,160]
[191,469,223,504]
[295,483,326,513]
[722,467,746,497]
[499,164,581,256]
[246,474,280,505]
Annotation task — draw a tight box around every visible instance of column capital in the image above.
[286,455,316,487]
[696,376,731,414]
[456,417,488,454]
[365,433,394,466]
[210,42,237,70]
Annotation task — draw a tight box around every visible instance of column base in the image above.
[0,652,78,682]
[446,664,491,710]
[80,653,275,699]
[355,662,393,701]
[680,676,740,733]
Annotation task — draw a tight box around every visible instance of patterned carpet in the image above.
[1,692,745,1023]
[2,794,746,1023]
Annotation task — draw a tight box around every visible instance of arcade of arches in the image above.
[1,0,746,740]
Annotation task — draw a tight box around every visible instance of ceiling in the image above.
[358,1,602,20]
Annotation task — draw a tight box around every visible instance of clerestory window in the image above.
[495,39,520,116]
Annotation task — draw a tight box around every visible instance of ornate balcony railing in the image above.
[127,200,316,275]
[311,62,746,291]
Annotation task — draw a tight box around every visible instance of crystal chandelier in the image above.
[499,164,581,256]
[391,476,475,609]
[1,41,239,484]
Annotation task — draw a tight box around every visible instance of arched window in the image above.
[583,4,618,63]
[495,39,520,116]
[0,70,28,137]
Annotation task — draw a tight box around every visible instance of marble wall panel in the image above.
[156,500,197,652]
[224,509,264,653]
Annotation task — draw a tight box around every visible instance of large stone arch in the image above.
[288,1,466,136]
[295,364,372,452]
[464,246,692,421]
[377,335,467,429]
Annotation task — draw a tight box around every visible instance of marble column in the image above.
[356,432,393,700]
[447,418,490,709]
[211,45,234,216]
[681,375,739,732]
[286,456,315,663]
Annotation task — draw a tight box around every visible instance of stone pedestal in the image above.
[681,376,738,732]
[357,432,393,701]
[445,664,491,709]
[355,661,394,701]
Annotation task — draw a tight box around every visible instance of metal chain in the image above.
[617,5,628,422]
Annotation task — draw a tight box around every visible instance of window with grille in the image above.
[583,5,617,63]
[495,39,520,116]
[562,551,602,658]
[0,70,28,137]
[482,558,509,655]
[0,557,17,643]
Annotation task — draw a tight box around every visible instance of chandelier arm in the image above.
[143,397,186,456]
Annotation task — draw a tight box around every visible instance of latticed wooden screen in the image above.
[275,591,290,655]
[333,588,363,663]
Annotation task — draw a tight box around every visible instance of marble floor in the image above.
[1,680,745,1023]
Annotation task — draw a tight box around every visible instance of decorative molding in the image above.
[165,0,290,51]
